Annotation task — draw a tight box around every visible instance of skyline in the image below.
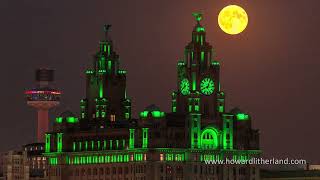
[0,0,319,164]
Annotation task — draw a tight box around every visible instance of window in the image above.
[226,133,230,140]
[194,133,198,139]
[110,114,116,122]
[160,153,164,161]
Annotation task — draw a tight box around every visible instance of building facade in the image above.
[23,143,47,179]
[44,13,261,180]
[0,144,47,180]
[2,151,29,180]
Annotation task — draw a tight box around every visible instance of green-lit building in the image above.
[44,14,261,180]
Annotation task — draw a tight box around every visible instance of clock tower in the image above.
[172,13,226,144]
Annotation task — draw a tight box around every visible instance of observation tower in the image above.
[25,69,61,142]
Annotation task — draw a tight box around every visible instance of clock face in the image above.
[200,78,215,95]
[180,78,190,95]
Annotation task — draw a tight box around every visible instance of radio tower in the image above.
[25,69,61,142]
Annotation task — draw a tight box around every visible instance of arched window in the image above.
[201,128,219,149]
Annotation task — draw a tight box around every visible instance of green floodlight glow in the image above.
[200,78,215,95]
[45,134,51,153]
[177,61,185,66]
[49,157,58,165]
[142,128,149,148]
[85,141,88,151]
[103,140,107,150]
[151,111,165,118]
[117,70,127,75]
[196,27,205,32]
[108,61,112,72]
[193,12,203,22]
[212,61,220,66]
[125,112,130,119]
[201,51,205,62]
[139,111,148,118]
[57,133,63,153]
[91,141,94,150]
[73,142,76,151]
[85,70,94,74]
[218,105,224,113]
[99,82,103,98]
[55,117,62,123]
[140,110,165,118]
[201,128,219,149]
[98,69,106,73]
[129,129,135,149]
[67,117,78,123]
[180,78,191,96]
[192,73,196,91]
[236,113,249,121]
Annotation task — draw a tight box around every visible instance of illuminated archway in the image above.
[201,127,220,149]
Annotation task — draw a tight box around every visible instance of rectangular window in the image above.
[111,114,116,122]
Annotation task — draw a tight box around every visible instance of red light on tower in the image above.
[25,69,61,142]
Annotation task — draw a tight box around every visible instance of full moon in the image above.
[218,5,248,35]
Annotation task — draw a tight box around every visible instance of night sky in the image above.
[0,0,319,163]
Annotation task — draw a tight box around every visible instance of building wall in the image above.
[47,162,260,180]
[2,151,30,180]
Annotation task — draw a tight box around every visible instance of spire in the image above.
[192,12,205,33]
[192,12,203,23]
[103,24,112,41]
[98,24,113,56]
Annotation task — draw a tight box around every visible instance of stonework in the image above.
[44,14,261,180]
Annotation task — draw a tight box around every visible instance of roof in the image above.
[144,104,161,112]
[59,110,76,118]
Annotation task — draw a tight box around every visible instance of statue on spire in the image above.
[192,12,203,23]
[103,24,112,40]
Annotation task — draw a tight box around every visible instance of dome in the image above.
[230,107,250,121]
[140,104,165,119]
[59,110,76,118]
[230,107,243,115]
[55,110,78,124]
[144,104,161,112]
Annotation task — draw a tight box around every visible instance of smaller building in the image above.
[0,144,48,180]
[23,143,47,179]
[2,150,29,180]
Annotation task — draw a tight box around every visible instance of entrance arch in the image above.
[201,127,219,149]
